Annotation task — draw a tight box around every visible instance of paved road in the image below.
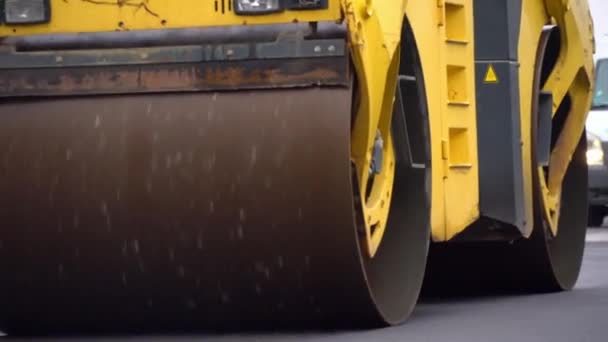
[4,230,608,341]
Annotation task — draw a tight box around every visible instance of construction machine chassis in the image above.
[0,0,595,334]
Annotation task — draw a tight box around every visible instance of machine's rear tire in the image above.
[523,27,588,291]
[423,132,587,295]
[525,131,588,291]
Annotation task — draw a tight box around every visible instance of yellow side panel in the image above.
[405,0,479,241]
[0,0,342,36]
[438,0,480,240]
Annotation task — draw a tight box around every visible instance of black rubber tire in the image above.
[525,132,588,291]
[588,206,605,227]
[422,133,588,296]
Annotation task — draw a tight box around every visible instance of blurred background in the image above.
[586,0,608,228]
[590,0,608,58]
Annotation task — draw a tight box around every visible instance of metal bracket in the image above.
[538,91,554,166]
[392,75,426,169]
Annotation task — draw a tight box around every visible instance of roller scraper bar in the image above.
[0,22,349,97]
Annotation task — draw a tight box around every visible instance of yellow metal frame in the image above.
[0,0,507,244]
[344,0,593,242]
[344,0,403,256]
[346,0,480,242]
[518,0,595,236]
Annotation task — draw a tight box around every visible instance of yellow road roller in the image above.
[0,0,595,334]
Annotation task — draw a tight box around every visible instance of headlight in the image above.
[587,138,605,166]
[234,0,282,15]
[3,0,51,24]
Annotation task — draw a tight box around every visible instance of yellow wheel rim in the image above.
[538,167,560,236]
[351,47,401,258]
[354,132,396,257]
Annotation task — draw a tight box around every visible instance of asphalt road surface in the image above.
[3,229,608,341]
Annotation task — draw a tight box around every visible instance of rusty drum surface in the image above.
[0,88,392,331]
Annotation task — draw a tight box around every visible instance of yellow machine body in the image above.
[0,0,596,333]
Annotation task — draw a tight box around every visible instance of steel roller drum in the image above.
[0,86,425,332]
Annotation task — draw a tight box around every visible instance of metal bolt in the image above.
[314,46,322,53]
[370,130,384,175]
[226,49,234,57]
[328,45,336,53]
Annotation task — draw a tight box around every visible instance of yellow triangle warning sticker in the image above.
[484,64,499,84]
